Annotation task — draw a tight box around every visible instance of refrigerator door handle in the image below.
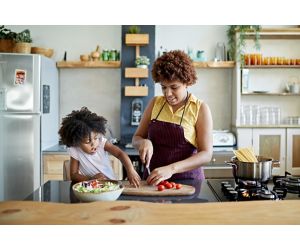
[0,88,7,111]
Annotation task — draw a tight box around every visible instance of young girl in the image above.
[59,107,141,187]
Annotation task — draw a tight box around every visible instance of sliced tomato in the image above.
[175,184,182,189]
[170,182,176,188]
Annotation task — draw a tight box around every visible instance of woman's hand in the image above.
[138,139,153,169]
[127,169,141,188]
[146,165,174,186]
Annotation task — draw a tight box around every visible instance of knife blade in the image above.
[145,155,150,175]
[146,165,150,175]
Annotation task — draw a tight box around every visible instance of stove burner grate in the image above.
[273,172,300,196]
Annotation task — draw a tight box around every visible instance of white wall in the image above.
[155,25,232,130]
[8,25,122,139]
[8,25,299,138]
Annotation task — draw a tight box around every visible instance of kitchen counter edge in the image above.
[0,200,300,225]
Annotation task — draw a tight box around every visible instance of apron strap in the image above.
[155,100,167,120]
[155,91,190,125]
[179,91,190,126]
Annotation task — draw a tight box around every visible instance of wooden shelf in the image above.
[236,125,300,128]
[125,67,148,78]
[56,61,121,68]
[124,86,148,96]
[193,61,235,68]
[242,92,300,96]
[125,34,149,46]
[239,28,300,39]
[243,65,300,69]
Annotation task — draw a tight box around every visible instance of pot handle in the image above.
[225,161,238,177]
[272,160,280,166]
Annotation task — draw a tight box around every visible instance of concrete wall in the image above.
[155,25,232,130]
[8,25,122,139]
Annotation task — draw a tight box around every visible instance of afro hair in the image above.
[58,107,107,147]
[152,50,197,86]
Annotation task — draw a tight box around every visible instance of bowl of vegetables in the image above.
[72,179,124,202]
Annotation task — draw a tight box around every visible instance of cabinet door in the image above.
[286,129,300,175]
[43,154,70,183]
[252,128,286,176]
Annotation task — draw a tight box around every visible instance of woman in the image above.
[132,50,213,186]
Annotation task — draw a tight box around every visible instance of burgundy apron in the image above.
[144,93,205,180]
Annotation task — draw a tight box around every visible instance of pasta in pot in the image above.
[233,147,258,163]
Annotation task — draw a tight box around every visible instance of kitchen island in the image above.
[1,199,300,224]
[1,179,300,224]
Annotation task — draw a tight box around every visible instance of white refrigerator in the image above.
[0,53,59,201]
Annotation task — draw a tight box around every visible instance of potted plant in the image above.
[125,25,149,45]
[135,56,150,68]
[227,25,261,64]
[0,25,17,52]
[14,29,33,54]
[128,25,141,34]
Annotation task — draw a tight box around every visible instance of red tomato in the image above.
[91,181,97,188]
[175,184,182,189]
[157,185,165,191]
[165,182,173,189]
[158,181,166,186]
[170,182,176,188]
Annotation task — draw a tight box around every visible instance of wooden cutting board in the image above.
[122,180,195,196]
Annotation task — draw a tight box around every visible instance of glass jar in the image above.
[109,49,116,61]
[102,49,109,61]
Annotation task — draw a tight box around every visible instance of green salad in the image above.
[74,180,120,194]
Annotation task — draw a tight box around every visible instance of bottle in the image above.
[131,98,143,126]
[215,42,225,61]
[241,69,249,93]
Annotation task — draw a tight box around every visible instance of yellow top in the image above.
[151,94,202,148]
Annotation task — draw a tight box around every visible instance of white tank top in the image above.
[68,137,116,180]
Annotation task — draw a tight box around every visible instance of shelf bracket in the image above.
[136,45,140,58]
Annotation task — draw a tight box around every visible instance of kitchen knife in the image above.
[145,155,150,175]
[146,165,150,175]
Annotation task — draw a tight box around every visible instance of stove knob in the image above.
[224,187,235,196]
[222,184,231,192]
[228,190,238,201]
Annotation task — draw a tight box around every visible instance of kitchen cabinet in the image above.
[43,154,69,183]
[43,153,123,183]
[286,128,300,175]
[233,29,300,128]
[233,29,300,176]
[252,128,286,176]
[236,128,300,176]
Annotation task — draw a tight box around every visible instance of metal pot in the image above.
[226,156,280,182]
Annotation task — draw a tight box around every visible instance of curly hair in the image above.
[152,50,197,86]
[58,107,107,147]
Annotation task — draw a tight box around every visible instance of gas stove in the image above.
[273,172,300,194]
[207,174,300,202]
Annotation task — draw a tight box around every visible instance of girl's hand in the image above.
[138,139,153,169]
[146,165,173,186]
[127,169,141,188]
[92,172,108,180]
